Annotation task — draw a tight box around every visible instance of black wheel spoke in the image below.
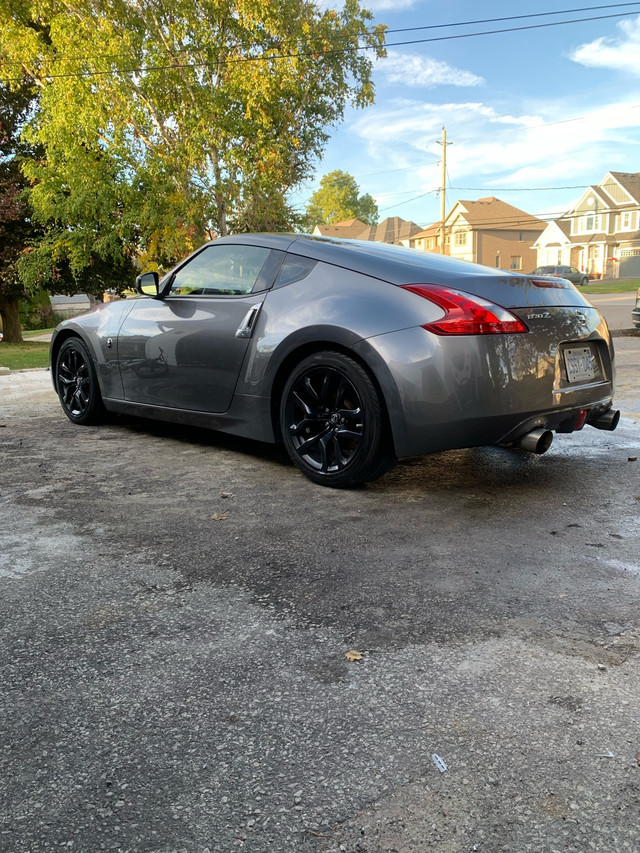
[296,424,331,454]
[281,352,392,486]
[55,339,106,425]
[292,388,319,418]
[285,363,366,474]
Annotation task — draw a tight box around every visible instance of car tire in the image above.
[280,351,395,487]
[580,277,589,286]
[55,337,107,425]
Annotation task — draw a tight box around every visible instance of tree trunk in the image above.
[0,294,23,342]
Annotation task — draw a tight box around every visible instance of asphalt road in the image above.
[1,339,639,853]
[587,292,637,332]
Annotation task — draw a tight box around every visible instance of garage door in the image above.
[619,249,640,277]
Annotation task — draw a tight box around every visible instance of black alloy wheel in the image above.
[280,351,394,487]
[55,337,106,425]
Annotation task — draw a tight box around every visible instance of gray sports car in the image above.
[51,234,619,487]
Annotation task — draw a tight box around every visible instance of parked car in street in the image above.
[50,234,619,487]
[530,265,590,287]
[633,287,640,330]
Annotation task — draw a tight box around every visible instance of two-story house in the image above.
[408,197,546,270]
[533,172,640,278]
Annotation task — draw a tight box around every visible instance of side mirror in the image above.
[135,270,160,296]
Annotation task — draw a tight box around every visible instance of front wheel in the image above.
[580,276,589,286]
[280,351,395,487]
[55,337,107,425]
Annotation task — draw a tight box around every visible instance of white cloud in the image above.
[570,14,640,74]
[365,0,417,9]
[378,50,483,88]
[349,97,640,195]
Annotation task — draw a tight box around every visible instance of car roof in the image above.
[215,232,519,286]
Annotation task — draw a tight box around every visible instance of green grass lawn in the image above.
[582,281,639,294]
[23,327,56,338]
[0,341,51,370]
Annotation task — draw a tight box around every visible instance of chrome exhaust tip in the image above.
[591,409,620,431]
[518,428,553,455]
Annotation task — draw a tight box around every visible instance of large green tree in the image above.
[304,168,378,229]
[0,0,386,289]
[0,80,41,342]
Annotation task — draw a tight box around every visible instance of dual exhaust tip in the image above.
[516,408,621,455]
[518,427,554,455]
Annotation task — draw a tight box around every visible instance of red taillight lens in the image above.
[400,283,528,336]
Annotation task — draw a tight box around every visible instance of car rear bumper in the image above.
[354,318,616,459]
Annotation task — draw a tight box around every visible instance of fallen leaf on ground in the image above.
[210,512,229,521]
[220,492,234,498]
[345,650,363,662]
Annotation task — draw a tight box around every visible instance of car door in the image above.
[117,243,279,413]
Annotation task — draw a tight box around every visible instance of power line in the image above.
[4,8,640,82]
[3,2,637,73]
[450,185,589,192]
[382,10,640,50]
[384,2,640,34]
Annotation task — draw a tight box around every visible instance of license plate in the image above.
[564,346,595,382]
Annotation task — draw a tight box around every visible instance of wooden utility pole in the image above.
[436,126,451,254]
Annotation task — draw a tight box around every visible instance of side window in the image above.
[273,255,317,288]
[170,244,272,296]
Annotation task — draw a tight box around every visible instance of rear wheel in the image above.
[55,337,106,425]
[580,276,589,286]
[280,351,394,487]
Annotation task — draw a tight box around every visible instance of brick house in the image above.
[443,197,545,270]
[533,172,640,278]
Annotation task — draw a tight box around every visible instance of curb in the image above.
[0,366,50,375]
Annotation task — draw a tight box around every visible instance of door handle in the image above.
[235,303,263,339]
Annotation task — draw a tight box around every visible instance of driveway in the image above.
[1,340,639,852]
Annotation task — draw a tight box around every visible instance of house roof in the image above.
[313,218,368,238]
[577,185,611,209]
[410,223,441,240]
[449,197,546,231]
[604,172,640,205]
[532,219,572,247]
[548,219,573,239]
[357,216,423,244]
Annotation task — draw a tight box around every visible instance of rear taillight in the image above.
[530,278,568,289]
[400,284,528,336]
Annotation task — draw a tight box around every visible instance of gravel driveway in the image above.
[1,339,639,853]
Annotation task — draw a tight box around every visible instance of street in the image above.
[587,291,637,333]
[1,338,639,853]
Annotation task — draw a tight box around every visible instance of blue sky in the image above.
[292,1,640,228]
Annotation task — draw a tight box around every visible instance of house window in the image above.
[454,230,467,246]
[495,255,501,268]
[518,232,523,242]
[510,256,522,270]
[426,238,434,250]
[581,214,601,233]
[620,211,632,230]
